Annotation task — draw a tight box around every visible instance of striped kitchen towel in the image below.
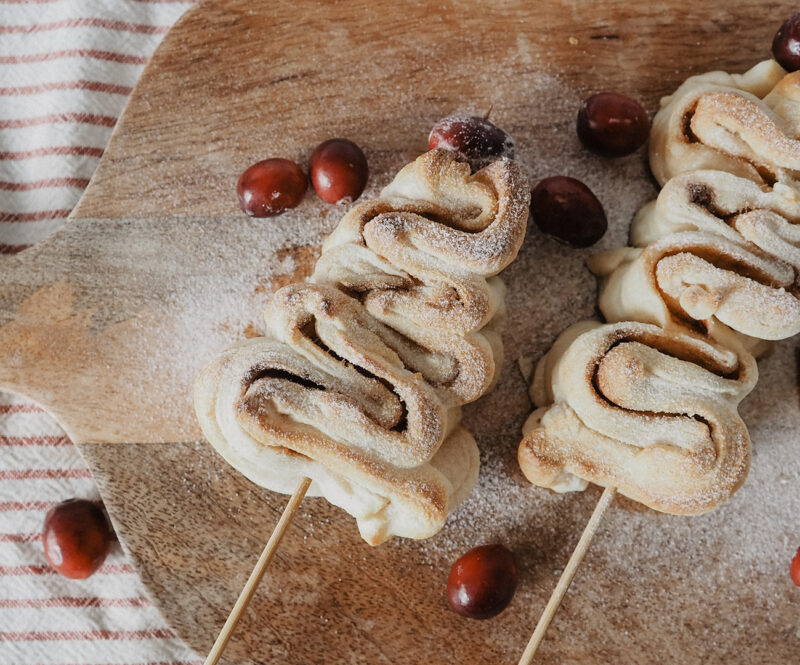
[1,2,200,664]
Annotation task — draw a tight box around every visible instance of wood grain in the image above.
[0,215,329,443]
[1,1,799,663]
[203,477,311,665]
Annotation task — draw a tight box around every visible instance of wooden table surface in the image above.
[1,1,798,663]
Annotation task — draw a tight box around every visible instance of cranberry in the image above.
[237,158,306,217]
[791,548,800,586]
[310,138,369,204]
[42,499,114,579]
[428,114,515,170]
[773,14,800,72]
[446,544,518,619]
[576,92,650,158]
[530,176,607,248]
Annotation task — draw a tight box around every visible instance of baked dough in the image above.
[195,150,529,545]
[590,168,800,344]
[593,61,800,347]
[518,61,795,518]
[518,321,757,515]
[649,59,800,186]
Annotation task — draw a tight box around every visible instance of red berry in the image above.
[530,176,607,248]
[576,92,650,158]
[42,499,114,579]
[791,547,800,586]
[446,544,518,619]
[773,14,800,72]
[310,138,369,204]
[237,158,306,217]
[428,114,515,170]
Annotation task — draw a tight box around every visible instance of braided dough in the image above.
[518,321,757,515]
[195,150,529,545]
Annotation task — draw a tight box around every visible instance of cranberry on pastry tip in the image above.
[310,138,369,204]
[42,498,114,579]
[237,158,307,217]
[428,114,515,170]
[447,544,518,619]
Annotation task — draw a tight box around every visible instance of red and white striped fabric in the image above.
[1,2,200,664]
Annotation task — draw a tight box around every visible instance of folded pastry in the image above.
[592,59,800,345]
[649,59,800,186]
[590,168,800,344]
[518,321,757,515]
[195,150,529,545]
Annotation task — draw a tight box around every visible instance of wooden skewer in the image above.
[517,486,616,665]
[204,476,312,665]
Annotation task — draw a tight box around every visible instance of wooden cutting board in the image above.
[2,1,799,663]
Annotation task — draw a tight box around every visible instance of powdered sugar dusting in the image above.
[76,44,800,661]
[404,66,798,657]
[198,67,798,649]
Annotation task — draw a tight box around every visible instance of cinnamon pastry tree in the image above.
[195,149,529,546]
[591,61,800,347]
[516,57,800,665]
[648,59,796,186]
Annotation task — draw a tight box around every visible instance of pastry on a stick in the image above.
[195,150,529,545]
[518,320,757,514]
[517,54,799,665]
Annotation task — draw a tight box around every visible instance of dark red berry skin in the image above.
[447,544,518,620]
[576,93,650,158]
[428,114,515,170]
[310,138,369,204]
[530,176,607,248]
[42,499,114,579]
[773,14,800,72]
[237,158,307,217]
[791,547,800,586]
